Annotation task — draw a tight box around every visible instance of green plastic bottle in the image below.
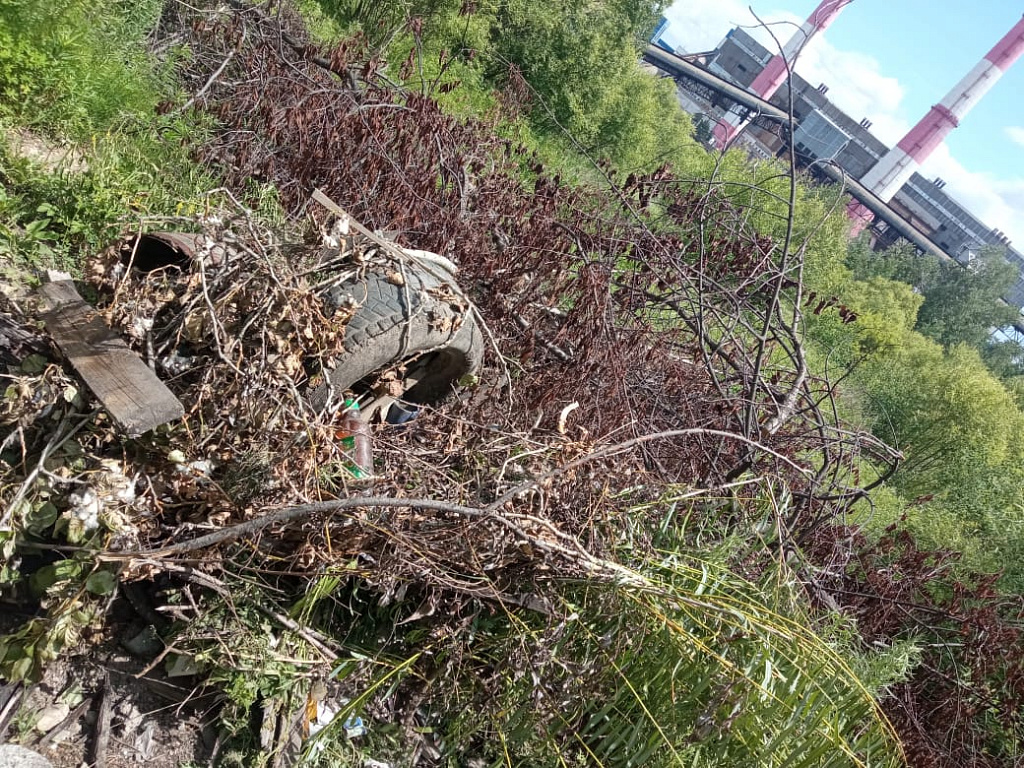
[338,399,373,481]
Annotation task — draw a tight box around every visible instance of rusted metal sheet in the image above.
[120,231,207,272]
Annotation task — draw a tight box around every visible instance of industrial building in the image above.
[648,16,1024,308]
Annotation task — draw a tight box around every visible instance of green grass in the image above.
[0,0,216,276]
[163,532,903,767]
[1,120,216,275]
[0,0,167,138]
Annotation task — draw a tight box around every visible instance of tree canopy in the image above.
[308,0,695,171]
[847,240,1020,349]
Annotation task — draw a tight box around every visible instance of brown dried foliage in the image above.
[6,2,1019,764]
[810,521,1024,766]
[0,0,934,760]
[169,1,897,549]
[155,8,1024,764]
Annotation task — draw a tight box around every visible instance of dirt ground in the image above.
[4,129,87,175]
[0,597,217,768]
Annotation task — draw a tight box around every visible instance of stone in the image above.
[34,702,70,733]
[123,625,163,659]
[0,744,54,768]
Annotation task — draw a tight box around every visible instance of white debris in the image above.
[67,489,100,532]
[65,460,139,534]
[99,459,137,504]
[308,701,338,740]
[174,459,213,478]
[323,214,351,247]
[401,247,457,274]
[161,352,197,376]
[129,315,154,340]
[0,744,53,768]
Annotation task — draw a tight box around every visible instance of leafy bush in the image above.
[0,0,215,273]
[846,239,1020,349]
[0,0,167,137]
[308,0,698,173]
[0,118,215,273]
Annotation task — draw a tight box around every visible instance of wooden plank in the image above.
[38,279,184,436]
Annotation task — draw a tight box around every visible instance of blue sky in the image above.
[662,0,1024,245]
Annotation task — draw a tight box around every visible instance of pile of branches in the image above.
[170,0,899,549]
[81,212,643,588]
[0,0,915,763]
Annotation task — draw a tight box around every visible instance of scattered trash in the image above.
[306,699,368,741]
[301,698,369,760]
[337,399,373,480]
[165,653,201,678]
[121,232,205,272]
[135,720,158,761]
[66,489,101,533]
[65,459,137,536]
[343,714,366,739]
[385,401,419,425]
[306,700,337,743]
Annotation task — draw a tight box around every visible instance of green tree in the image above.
[1005,376,1024,409]
[843,276,924,356]
[847,240,1019,349]
[693,115,713,146]
[311,0,689,170]
[915,251,1020,347]
[857,339,1022,497]
[846,238,938,287]
[981,337,1024,379]
[488,0,669,150]
[587,66,695,171]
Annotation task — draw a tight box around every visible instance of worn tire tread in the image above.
[308,265,481,409]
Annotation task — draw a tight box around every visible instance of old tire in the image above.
[308,264,482,410]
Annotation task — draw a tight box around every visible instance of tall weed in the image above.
[0,0,217,273]
[0,0,166,137]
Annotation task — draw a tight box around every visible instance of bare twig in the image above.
[176,46,239,114]
[93,670,113,768]
[1,411,93,530]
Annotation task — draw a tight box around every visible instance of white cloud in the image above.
[792,38,907,144]
[662,1,1024,249]
[662,1,810,57]
[1005,126,1024,148]
[663,0,756,53]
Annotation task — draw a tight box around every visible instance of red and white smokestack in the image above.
[849,14,1024,234]
[713,0,854,148]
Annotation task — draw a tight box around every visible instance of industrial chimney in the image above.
[849,14,1024,234]
[713,0,854,148]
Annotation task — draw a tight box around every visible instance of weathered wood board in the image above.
[38,279,184,436]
